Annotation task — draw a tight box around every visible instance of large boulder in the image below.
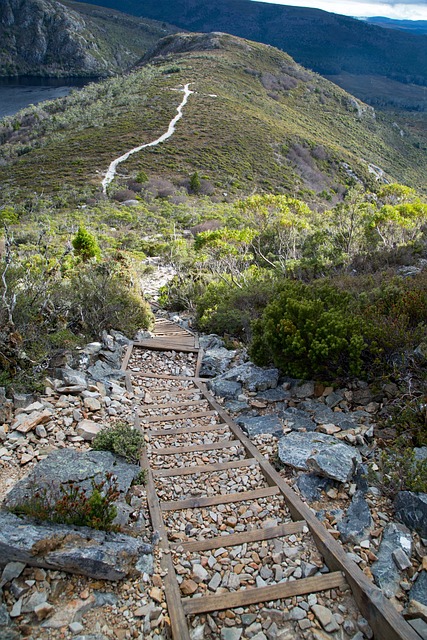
[210,363,279,393]
[395,491,427,538]
[3,450,140,527]
[409,570,427,607]
[0,512,151,580]
[278,432,361,482]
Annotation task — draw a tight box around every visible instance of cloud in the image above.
[252,0,427,20]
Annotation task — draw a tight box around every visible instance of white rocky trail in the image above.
[102,83,194,193]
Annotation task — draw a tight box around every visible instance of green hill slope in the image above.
[1,32,425,203]
[0,0,178,76]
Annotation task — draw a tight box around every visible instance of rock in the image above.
[180,579,198,595]
[4,449,141,526]
[293,381,315,399]
[407,598,427,621]
[338,491,372,543]
[211,363,279,393]
[0,603,11,627]
[200,347,237,377]
[311,605,339,632]
[296,474,333,501]
[237,414,283,437]
[209,379,242,399]
[395,492,427,538]
[280,408,316,432]
[34,602,54,621]
[371,522,412,597]
[0,562,26,588]
[192,563,209,582]
[325,390,343,408]
[42,596,96,629]
[87,361,125,383]
[83,397,101,412]
[409,571,427,607]
[0,512,152,580]
[13,409,52,434]
[221,629,242,640]
[256,388,290,403]
[56,368,87,387]
[149,587,163,603]
[69,621,85,634]
[392,548,412,571]
[278,432,361,482]
[76,420,103,440]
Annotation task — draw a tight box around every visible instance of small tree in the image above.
[189,171,201,194]
[72,227,101,262]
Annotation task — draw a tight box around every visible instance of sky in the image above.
[251,0,427,20]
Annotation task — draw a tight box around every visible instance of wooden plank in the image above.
[142,410,217,423]
[140,399,208,411]
[194,381,420,640]
[161,486,280,511]
[182,572,348,615]
[153,457,258,478]
[138,423,191,640]
[153,439,241,456]
[147,423,228,437]
[128,371,203,381]
[121,343,134,371]
[133,340,197,352]
[148,388,203,398]
[173,521,306,553]
[195,347,204,378]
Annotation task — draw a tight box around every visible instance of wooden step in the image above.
[152,440,241,456]
[134,339,197,352]
[141,400,207,411]
[129,372,201,381]
[142,410,217,423]
[146,423,228,437]
[153,458,258,478]
[182,571,348,615]
[172,521,307,553]
[161,486,280,511]
[148,388,204,399]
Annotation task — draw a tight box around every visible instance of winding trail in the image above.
[102,83,194,194]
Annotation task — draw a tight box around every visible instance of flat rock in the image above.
[76,419,103,440]
[371,522,412,598]
[200,347,237,378]
[56,368,87,387]
[395,491,427,538]
[87,360,125,382]
[256,388,291,403]
[237,414,282,437]
[338,491,372,543]
[0,512,152,580]
[278,432,361,482]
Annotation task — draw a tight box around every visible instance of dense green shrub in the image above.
[92,422,144,464]
[369,439,427,496]
[250,281,366,379]
[72,226,101,262]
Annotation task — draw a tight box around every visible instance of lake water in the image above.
[0,77,96,120]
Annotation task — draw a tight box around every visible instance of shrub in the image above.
[369,440,427,497]
[10,472,120,531]
[92,422,144,464]
[72,226,101,262]
[250,281,366,379]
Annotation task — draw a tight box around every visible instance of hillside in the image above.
[1,32,426,203]
[365,17,427,35]
[0,0,178,77]
[80,0,427,109]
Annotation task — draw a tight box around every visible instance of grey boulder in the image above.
[237,414,283,437]
[0,512,152,580]
[278,432,361,482]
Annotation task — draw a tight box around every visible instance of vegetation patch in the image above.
[92,423,145,465]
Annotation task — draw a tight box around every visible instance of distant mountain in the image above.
[80,0,427,88]
[0,0,178,77]
[364,17,427,35]
[1,32,426,201]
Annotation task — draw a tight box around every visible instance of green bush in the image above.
[10,472,120,531]
[250,281,366,379]
[72,226,101,262]
[92,422,144,464]
[369,439,427,497]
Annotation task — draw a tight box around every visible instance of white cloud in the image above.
[251,0,427,20]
